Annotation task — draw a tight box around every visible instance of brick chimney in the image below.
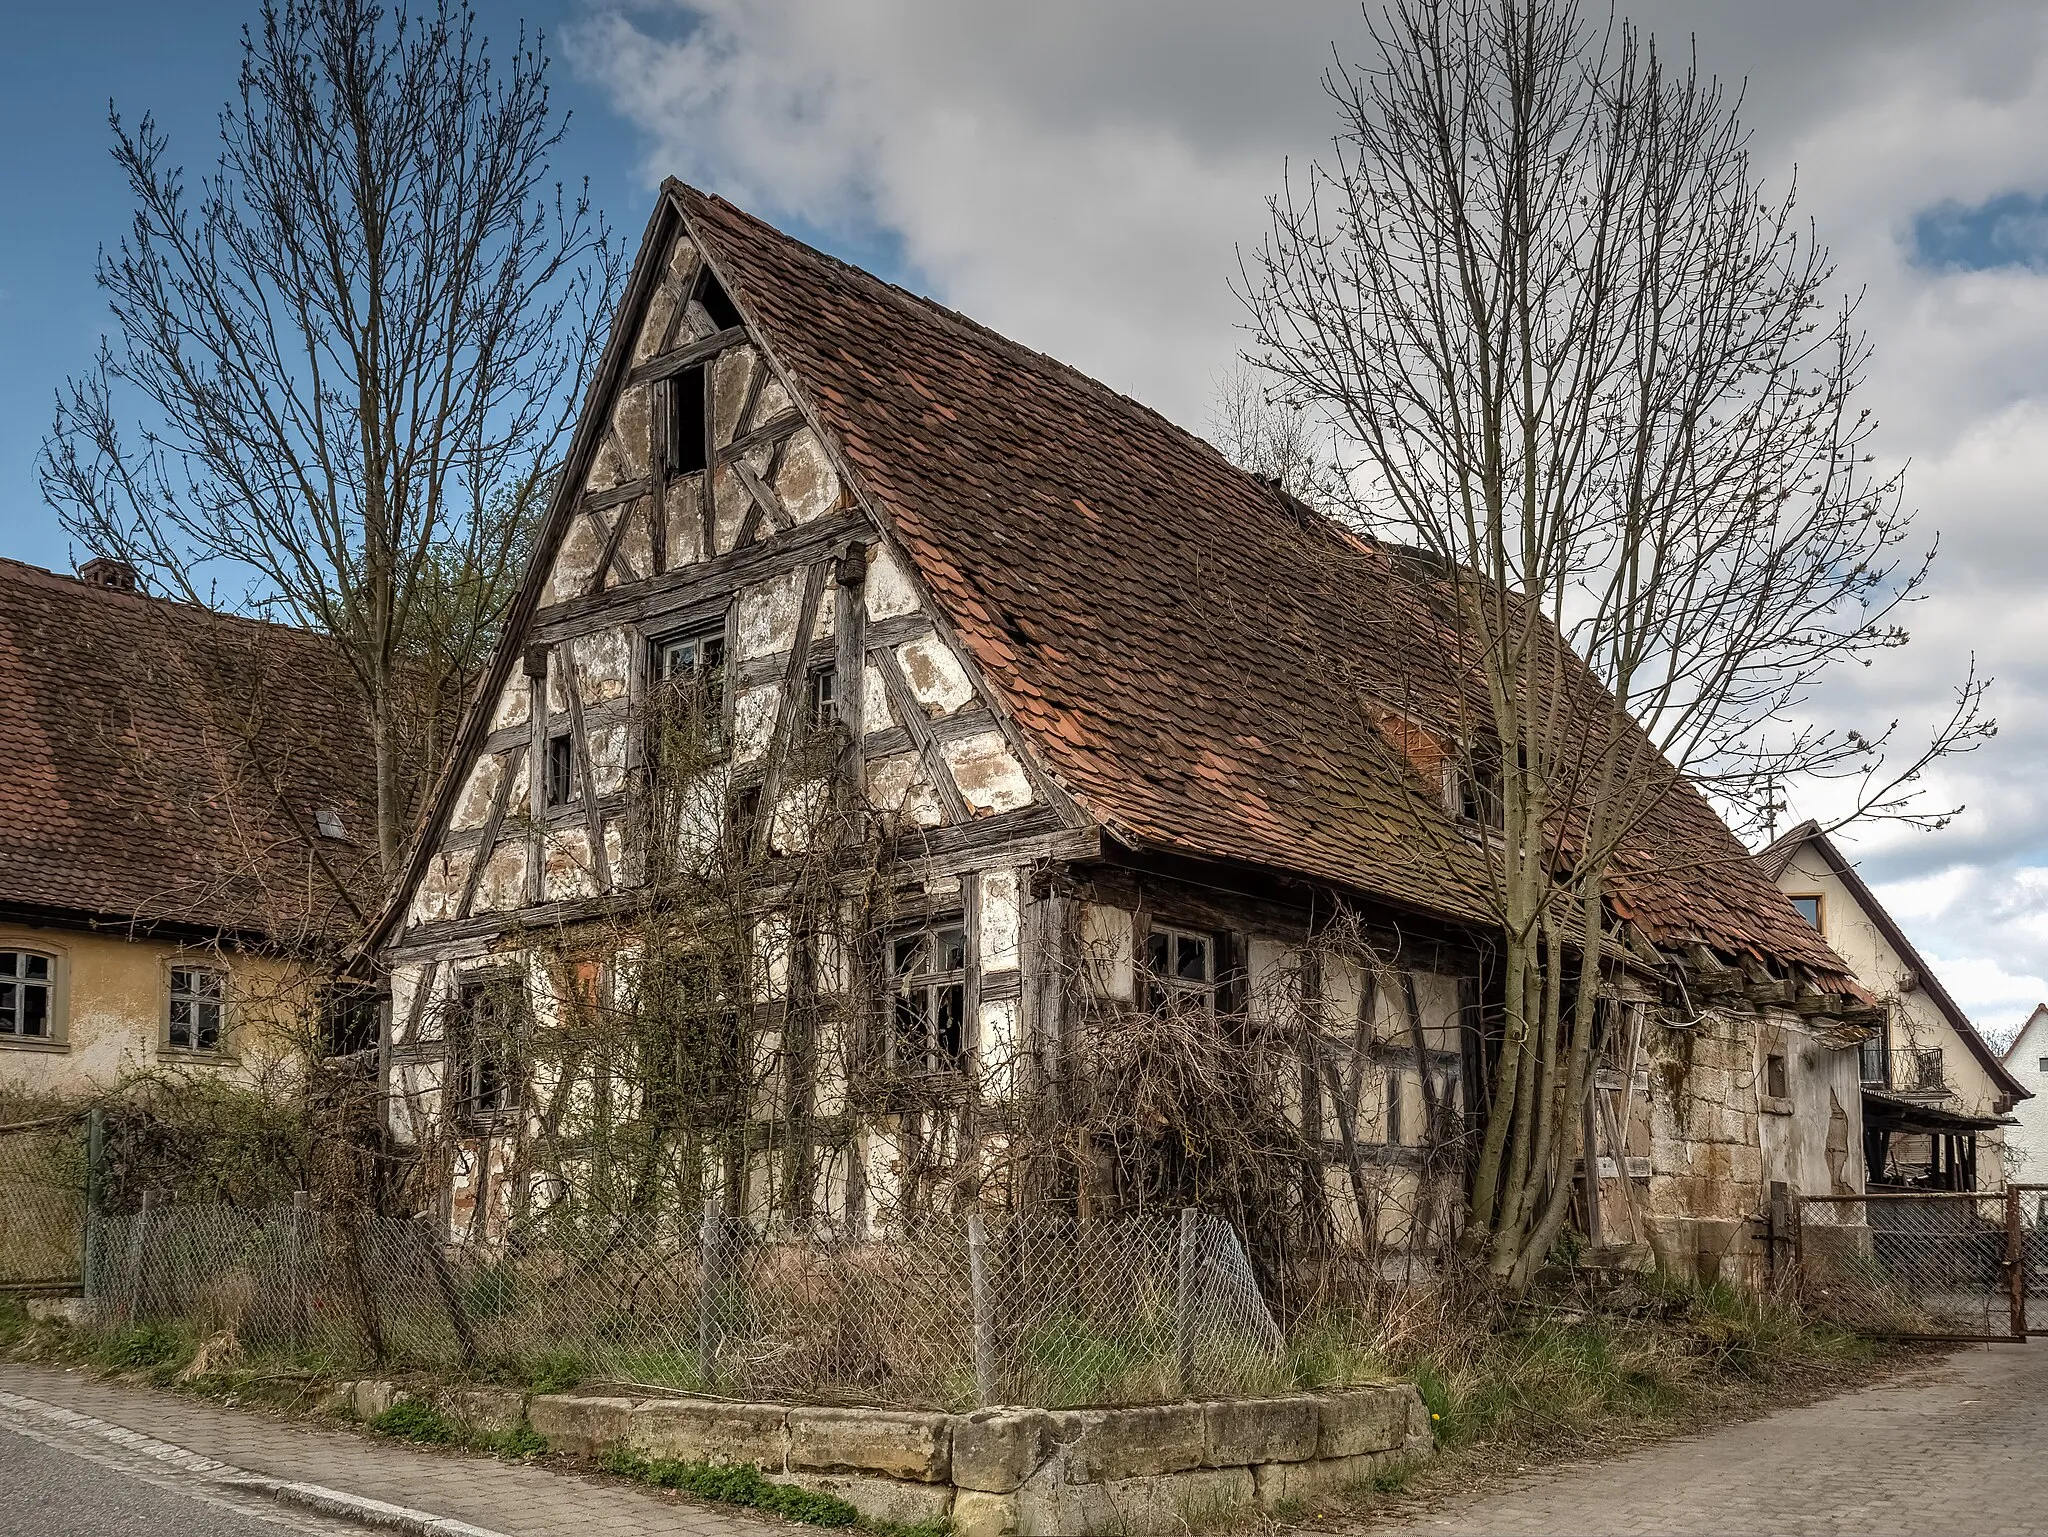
[78,556,139,593]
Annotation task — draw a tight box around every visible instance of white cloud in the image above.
[572,0,2048,1019]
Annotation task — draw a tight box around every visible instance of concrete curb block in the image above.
[224,1476,513,1537]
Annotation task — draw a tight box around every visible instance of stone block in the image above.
[952,1487,1021,1537]
[1055,1403,1207,1483]
[314,1381,355,1419]
[1087,1468,1256,1536]
[1204,1396,1319,1466]
[1315,1386,1416,1459]
[627,1400,788,1469]
[351,1380,401,1419]
[953,1409,1057,1492]
[788,1406,952,1482]
[527,1394,637,1458]
[1254,1450,1400,1512]
[441,1388,526,1437]
[782,1469,954,1527]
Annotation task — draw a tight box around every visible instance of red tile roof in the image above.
[0,558,378,943]
[678,186,1847,982]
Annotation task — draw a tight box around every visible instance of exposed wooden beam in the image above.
[454,747,523,921]
[627,325,749,386]
[871,644,972,824]
[562,660,615,892]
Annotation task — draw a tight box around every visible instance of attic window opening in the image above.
[1788,894,1823,932]
[693,268,745,333]
[667,366,708,476]
[545,732,576,807]
[1453,737,1505,830]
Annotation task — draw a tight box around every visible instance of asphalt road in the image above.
[0,1418,362,1537]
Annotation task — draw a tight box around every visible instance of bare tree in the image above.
[41,0,622,875]
[1241,0,1991,1287]
[1208,363,1339,512]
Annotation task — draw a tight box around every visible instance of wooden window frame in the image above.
[1787,893,1824,933]
[0,943,67,1051]
[1142,922,1220,1015]
[650,624,731,762]
[163,960,229,1057]
[452,970,525,1130]
[889,922,968,1075]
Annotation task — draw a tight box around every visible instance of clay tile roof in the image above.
[0,558,379,943]
[676,186,1847,981]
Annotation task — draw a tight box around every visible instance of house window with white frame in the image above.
[0,951,55,1040]
[167,964,225,1053]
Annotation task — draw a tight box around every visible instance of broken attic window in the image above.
[545,732,577,807]
[693,268,745,333]
[891,926,967,1072]
[168,965,225,1052]
[1766,1052,1789,1099]
[1788,894,1823,931]
[0,951,53,1039]
[313,807,348,841]
[1455,737,1505,829]
[1143,924,1217,1014]
[667,365,708,476]
[654,628,728,759]
[807,663,838,731]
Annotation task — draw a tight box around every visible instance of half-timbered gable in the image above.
[372,184,1875,1275]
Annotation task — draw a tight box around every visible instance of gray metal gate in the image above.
[1796,1190,2027,1342]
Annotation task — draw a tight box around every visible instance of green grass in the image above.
[600,1448,860,1527]
[368,1398,456,1444]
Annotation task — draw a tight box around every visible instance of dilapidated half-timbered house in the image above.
[369,184,1875,1282]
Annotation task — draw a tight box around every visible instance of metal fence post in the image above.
[81,1108,104,1313]
[1176,1206,1198,1398]
[123,1189,154,1326]
[968,1211,997,1407]
[2007,1185,2025,1339]
[698,1199,722,1385]
[289,1191,309,1354]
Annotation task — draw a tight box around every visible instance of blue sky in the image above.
[8,0,2048,1037]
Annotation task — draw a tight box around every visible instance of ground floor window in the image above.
[167,965,225,1052]
[0,951,53,1039]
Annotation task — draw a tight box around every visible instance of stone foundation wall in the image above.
[334,1379,1432,1536]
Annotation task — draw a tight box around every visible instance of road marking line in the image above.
[0,1388,514,1537]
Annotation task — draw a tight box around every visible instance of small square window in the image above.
[0,951,54,1039]
[1788,895,1822,931]
[1765,1052,1789,1100]
[652,628,729,761]
[168,965,224,1053]
[545,733,576,806]
[2037,1056,2048,1076]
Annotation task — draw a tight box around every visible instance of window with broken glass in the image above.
[651,627,729,761]
[1143,925,1217,1014]
[891,926,967,1073]
[167,965,225,1052]
[0,951,54,1040]
[453,975,522,1127]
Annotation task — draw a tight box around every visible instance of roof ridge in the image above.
[0,555,340,649]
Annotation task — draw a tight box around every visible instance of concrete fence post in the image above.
[1176,1206,1198,1398]
[81,1108,104,1314]
[968,1210,997,1407]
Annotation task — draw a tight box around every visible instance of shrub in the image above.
[369,1398,455,1443]
[600,1448,857,1527]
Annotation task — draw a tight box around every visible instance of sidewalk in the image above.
[0,1362,779,1537]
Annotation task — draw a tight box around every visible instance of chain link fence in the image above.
[0,1117,86,1293]
[1795,1192,2022,1340]
[82,1201,1283,1409]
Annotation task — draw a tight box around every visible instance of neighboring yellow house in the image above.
[0,556,379,1101]
[1756,819,2026,1190]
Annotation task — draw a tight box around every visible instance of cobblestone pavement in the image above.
[1362,1342,2044,1536]
[0,1362,777,1537]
